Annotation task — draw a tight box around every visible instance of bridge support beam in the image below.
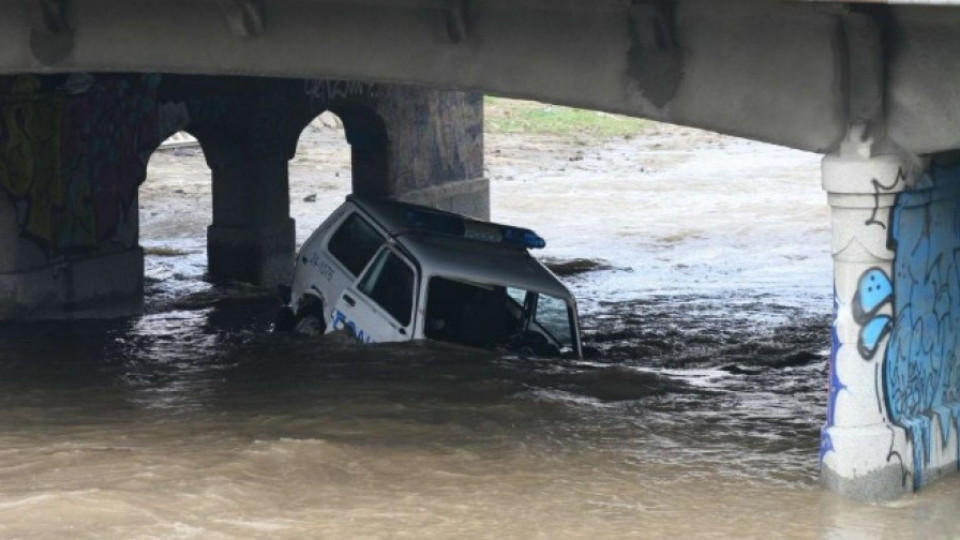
[198,82,484,286]
[822,150,960,500]
[374,87,487,219]
[0,73,168,321]
[0,189,143,320]
[206,153,295,288]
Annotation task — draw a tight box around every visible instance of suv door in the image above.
[291,207,385,326]
[331,246,417,343]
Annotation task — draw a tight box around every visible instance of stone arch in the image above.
[295,102,391,198]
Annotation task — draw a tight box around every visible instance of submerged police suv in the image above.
[276,196,583,359]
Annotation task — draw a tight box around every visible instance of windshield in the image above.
[424,276,578,357]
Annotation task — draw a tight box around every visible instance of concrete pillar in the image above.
[374,87,487,219]
[0,188,143,320]
[205,145,295,287]
[821,151,960,500]
[297,81,486,217]
[0,73,163,321]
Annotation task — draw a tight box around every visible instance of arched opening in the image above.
[140,130,210,300]
[290,106,389,247]
[290,111,350,248]
[331,104,390,198]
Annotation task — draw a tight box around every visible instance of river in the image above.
[0,124,957,538]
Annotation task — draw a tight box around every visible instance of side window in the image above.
[328,213,384,276]
[358,250,414,326]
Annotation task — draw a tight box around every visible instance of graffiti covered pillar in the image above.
[0,74,174,320]
[820,151,912,500]
[822,150,960,499]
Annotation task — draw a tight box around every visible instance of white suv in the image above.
[277,196,583,358]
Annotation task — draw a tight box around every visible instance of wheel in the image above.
[294,314,325,335]
[293,296,327,336]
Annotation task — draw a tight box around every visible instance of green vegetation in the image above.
[484,96,648,137]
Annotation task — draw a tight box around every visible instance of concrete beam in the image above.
[0,0,858,153]
[26,0,960,154]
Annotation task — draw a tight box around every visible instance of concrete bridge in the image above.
[2,0,960,502]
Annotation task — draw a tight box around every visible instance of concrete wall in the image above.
[0,74,169,319]
[379,87,486,218]
[0,74,163,256]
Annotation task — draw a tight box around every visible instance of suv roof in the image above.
[349,196,572,300]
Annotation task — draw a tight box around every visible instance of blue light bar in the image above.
[405,210,546,249]
[502,226,547,249]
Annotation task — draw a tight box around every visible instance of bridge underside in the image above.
[1,0,960,155]
[1,0,960,503]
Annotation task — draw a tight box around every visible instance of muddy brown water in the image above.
[1,125,958,538]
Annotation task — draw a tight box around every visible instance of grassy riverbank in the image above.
[484,96,648,138]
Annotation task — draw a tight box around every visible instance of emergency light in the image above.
[405,209,546,249]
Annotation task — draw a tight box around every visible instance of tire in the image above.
[293,297,327,336]
[294,314,325,335]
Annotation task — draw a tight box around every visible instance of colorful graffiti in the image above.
[883,162,960,488]
[853,268,894,359]
[0,74,181,255]
[821,290,845,463]
[838,162,960,489]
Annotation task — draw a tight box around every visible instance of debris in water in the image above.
[542,258,613,276]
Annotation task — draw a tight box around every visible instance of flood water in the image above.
[1,125,959,538]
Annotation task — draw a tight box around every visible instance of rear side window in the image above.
[358,250,414,326]
[328,213,384,276]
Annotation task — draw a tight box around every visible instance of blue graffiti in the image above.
[856,268,894,316]
[821,290,845,462]
[852,268,894,359]
[860,315,893,359]
[883,162,960,489]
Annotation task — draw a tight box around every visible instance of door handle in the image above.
[343,294,356,307]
